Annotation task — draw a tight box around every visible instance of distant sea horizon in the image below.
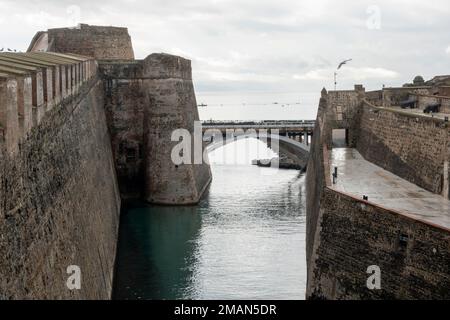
[196,91,319,121]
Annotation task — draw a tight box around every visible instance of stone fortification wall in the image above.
[100,54,212,204]
[314,86,450,196]
[306,89,331,270]
[306,86,450,300]
[100,60,146,198]
[308,187,450,300]
[357,102,450,196]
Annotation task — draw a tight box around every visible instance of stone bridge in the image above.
[201,120,315,169]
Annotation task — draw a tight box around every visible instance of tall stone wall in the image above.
[308,188,450,300]
[101,61,146,198]
[357,102,450,196]
[100,54,212,204]
[0,79,121,299]
[142,54,212,204]
[306,87,450,299]
[306,93,330,268]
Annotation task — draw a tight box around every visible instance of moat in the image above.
[113,163,307,300]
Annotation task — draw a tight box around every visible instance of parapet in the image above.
[99,53,193,80]
[28,24,135,60]
[0,52,97,155]
[142,54,192,80]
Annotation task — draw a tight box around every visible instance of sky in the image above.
[1,0,449,114]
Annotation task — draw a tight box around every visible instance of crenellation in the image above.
[66,64,72,96]
[0,77,19,154]
[76,63,81,90]
[72,64,77,94]
[0,78,120,299]
[82,61,87,81]
[44,67,53,110]
[74,64,79,92]
[0,52,97,155]
[31,70,45,124]
[72,64,77,92]
[60,65,67,99]
[31,70,43,108]
[52,65,60,105]
[16,76,33,135]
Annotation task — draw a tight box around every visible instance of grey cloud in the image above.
[1,0,449,96]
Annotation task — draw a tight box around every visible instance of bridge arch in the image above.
[205,131,310,154]
[201,120,314,169]
[203,130,310,170]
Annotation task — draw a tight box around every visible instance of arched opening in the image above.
[205,131,310,171]
[208,137,277,166]
[332,129,348,148]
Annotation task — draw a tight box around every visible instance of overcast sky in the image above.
[1,0,449,98]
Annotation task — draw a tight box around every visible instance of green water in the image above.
[113,164,307,300]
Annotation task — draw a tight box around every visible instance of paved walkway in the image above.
[330,148,450,230]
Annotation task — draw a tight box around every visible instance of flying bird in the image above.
[337,59,352,70]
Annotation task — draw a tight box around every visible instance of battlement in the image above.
[324,81,450,128]
[0,52,97,154]
[362,83,450,113]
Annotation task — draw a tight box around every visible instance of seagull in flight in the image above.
[337,59,352,70]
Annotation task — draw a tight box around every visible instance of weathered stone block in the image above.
[99,54,212,204]
[0,80,121,299]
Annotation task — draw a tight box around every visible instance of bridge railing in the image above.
[201,120,316,128]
